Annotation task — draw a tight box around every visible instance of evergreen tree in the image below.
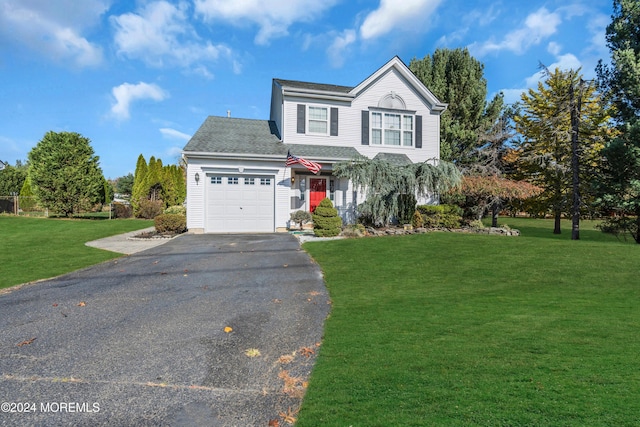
[0,161,28,196]
[114,173,134,196]
[131,154,148,215]
[19,175,36,212]
[514,68,610,234]
[595,0,640,243]
[409,48,504,164]
[334,157,461,227]
[145,156,164,202]
[313,198,342,237]
[27,131,104,216]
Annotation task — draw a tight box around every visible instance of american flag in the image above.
[286,151,322,174]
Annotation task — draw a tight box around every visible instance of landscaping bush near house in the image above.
[137,198,164,219]
[341,223,366,238]
[411,209,423,228]
[163,205,186,216]
[112,202,132,219]
[154,213,186,234]
[290,210,312,230]
[417,204,463,228]
[313,198,342,237]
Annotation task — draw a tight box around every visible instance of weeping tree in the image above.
[333,157,461,227]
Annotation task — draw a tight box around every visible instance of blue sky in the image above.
[0,0,612,179]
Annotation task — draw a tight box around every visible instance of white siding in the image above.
[280,67,441,164]
[270,80,284,139]
[185,156,290,232]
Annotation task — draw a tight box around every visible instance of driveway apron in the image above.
[0,234,330,426]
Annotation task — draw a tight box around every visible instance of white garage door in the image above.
[205,175,275,233]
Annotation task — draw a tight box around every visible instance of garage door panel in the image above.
[206,174,274,233]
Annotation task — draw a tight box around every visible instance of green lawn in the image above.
[0,216,152,289]
[299,218,640,426]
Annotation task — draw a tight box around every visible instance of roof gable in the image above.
[351,56,447,113]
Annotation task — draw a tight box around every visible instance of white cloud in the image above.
[471,7,562,57]
[360,0,442,40]
[110,82,169,121]
[327,29,357,68]
[111,1,233,69]
[194,0,340,45]
[160,128,191,141]
[0,0,106,67]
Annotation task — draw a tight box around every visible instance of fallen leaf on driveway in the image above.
[224,326,233,333]
[268,418,280,427]
[77,301,86,307]
[279,407,298,424]
[278,354,294,364]
[52,303,58,307]
[283,264,288,268]
[17,338,36,347]
[299,347,315,358]
[244,348,261,357]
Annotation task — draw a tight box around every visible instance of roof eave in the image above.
[182,150,354,163]
[282,88,355,102]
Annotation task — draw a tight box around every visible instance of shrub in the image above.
[154,213,186,234]
[164,205,186,216]
[469,219,485,230]
[397,193,417,224]
[137,199,164,219]
[313,198,342,237]
[290,210,312,230]
[417,204,462,229]
[112,202,132,219]
[411,210,423,228]
[341,223,366,238]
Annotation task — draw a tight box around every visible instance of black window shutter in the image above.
[361,110,369,145]
[297,104,305,134]
[330,107,338,136]
[415,115,422,148]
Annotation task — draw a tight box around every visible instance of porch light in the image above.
[291,175,295,185]
[195,172,200,184]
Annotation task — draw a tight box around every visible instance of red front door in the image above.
[309,178,326,212]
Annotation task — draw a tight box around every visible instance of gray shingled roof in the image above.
[273,78,354,94]
[373,152,413,166]
[183,116,360,160]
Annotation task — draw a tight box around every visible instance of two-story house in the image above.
[182,56,447,233]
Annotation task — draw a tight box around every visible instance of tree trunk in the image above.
[570,80,582,241]
[491,203,499,228]
[554,211,562,234]
[635,214,640,244]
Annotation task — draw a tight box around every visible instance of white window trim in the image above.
[307,105,329,136]
[370,110,414,147]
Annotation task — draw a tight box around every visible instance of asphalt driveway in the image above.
[0,234,330,426]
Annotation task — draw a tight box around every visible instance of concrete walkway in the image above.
[85,227,176,254]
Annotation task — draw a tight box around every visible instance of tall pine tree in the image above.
[595,0,640,243]
[514,68,610,234]
[409,48,503,164]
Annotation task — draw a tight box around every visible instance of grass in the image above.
[298,218,640,426]
[0,216,152,289]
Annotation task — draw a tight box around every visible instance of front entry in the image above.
[309,178,326,212]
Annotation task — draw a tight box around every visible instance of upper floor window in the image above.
[308,106,328,134]
[297,104,338,136]
[371,111,413,146]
